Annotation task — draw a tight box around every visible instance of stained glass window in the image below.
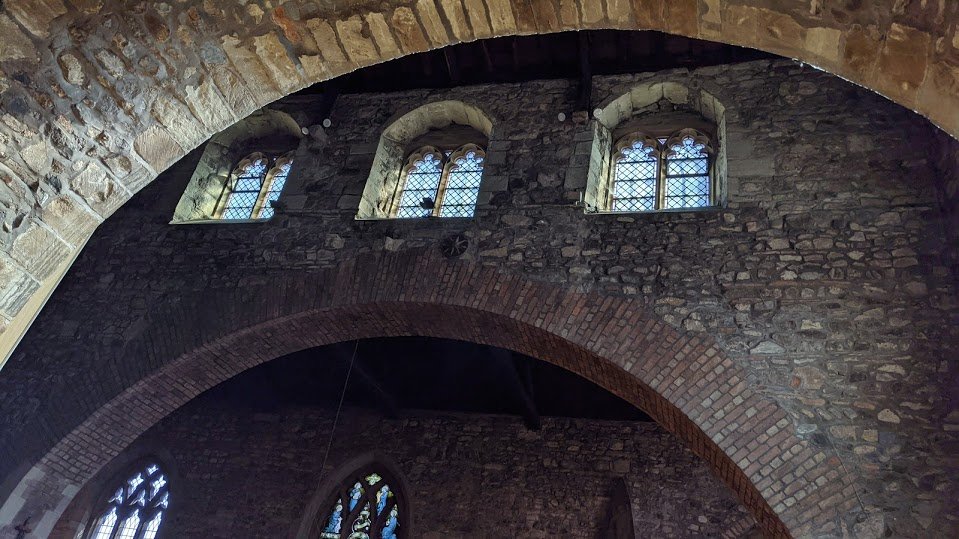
[319,470,401,539]
[393,144,485,219]
[87,463,169,539]
[608,129,713,212]
[218,153,294,220]
[612,138,659,212]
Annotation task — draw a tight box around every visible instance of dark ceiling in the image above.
[206,336,651,427]
[294,29,773,95]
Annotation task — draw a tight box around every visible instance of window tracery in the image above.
[87,463,169,539]
[319,470,401,539]
[217,152,294,220]
[609,128,713,212]
[391,143,485,219]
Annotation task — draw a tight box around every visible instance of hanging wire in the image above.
[319,340,359,477]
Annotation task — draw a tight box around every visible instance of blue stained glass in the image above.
[321,498,344,538]
[320,472,400,539]
[349,482,363,510]
[382,506,399,539]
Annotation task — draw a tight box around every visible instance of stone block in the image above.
[4,0,66,38]
[0,252,39,318]
[134,125,184,173]
[9,221,72,281]
[0,14,38,62]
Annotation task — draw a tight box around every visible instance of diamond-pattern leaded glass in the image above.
[222,158,268,220]
[611,140,658,212]
[664,136,710,209]
[396,151,443,219]
[87,463,169,539]
[257,160,293,219]
[320,470,401,539]
[439,149,484,218]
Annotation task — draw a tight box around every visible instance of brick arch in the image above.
[3,250,858,538]
[1,0,957,369]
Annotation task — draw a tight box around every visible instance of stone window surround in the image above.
[357,100,494,221]
[581,81,727,215]
[295,453,413,539]
[171,109,303,224]
[212,151,296,221]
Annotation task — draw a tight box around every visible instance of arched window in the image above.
[216,152,295,220]
[86,462,169,539]
[391,143,485,219]
[609,129,713,212]
[318,469,402,539]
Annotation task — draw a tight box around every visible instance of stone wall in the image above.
[1,59,958,537]
[0,0,957,363]
[53,395,754,538]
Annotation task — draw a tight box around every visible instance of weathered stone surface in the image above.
[134,125,184,173]
[58,401,751,538]
[0,253,38,318]
[4,0,66,38]
[0,15,38,62]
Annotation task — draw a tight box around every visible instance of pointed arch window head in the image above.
[320,471,401,539]
[217,152,295,220]
[87,463,169,539]
[391,143,485,219]
[608,128,715,213]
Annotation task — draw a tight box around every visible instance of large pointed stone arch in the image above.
[0,249,858,538]
[0,0,957,366]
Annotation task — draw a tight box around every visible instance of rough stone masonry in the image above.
[0,56,957,538]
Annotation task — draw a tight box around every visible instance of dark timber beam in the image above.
[488,347,541,431]
[443,47,461,86]
[577,31,592,111]
[330,342,400,419]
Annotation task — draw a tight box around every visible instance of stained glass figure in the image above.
[319,470,402,539]
[611,138,659,212]
[393,144,485,219]
[87,463,169,539]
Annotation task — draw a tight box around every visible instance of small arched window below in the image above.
[216,152,294,220]
[391,144,485,219]
[86,462,169,539]
[319,470,402,539]
[609,129,714,212]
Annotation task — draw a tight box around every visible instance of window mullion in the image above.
[657,150,666,210]
[433,159,451,217]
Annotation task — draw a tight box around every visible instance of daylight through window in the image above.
[217,152,294,220]
[392,144,485,218]
[320,471,400,539]
[610,129,713,212]
[87,463,169,539]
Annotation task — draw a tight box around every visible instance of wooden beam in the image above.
[488,347,541,431]
[443,47,461,86]
[577,31,592,111]
[330,342,400,419]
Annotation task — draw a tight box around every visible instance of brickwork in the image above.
[0,59,957,538]
[0,0,957,360]
[54,399,755,538]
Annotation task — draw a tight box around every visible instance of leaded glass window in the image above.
[392,144,485,219]
[608,129,713,212]
[319,471,401,539]
[217,152,294,220]
[86,463,169,539]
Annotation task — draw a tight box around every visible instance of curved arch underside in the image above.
[0,0,957,364]
[1,250,858,538]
